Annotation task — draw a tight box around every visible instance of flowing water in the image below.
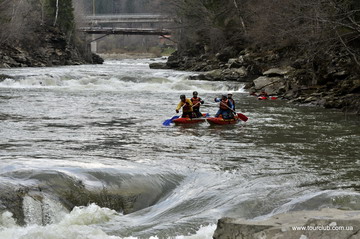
[0,58,359,239]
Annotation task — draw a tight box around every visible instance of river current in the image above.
[0,58,359,239]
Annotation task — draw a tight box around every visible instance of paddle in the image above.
[162,115,180,126]
[237,113,248,122]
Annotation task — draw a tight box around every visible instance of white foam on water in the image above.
[0,211,17,228]
[0,204,217,239]
[0,59,245,93]
[59,203,117,226]
[0,204,119,239]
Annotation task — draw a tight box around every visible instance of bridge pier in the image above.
[91,40,97,53]
[90,35,97,53]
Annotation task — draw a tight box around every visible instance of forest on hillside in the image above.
[159,0,360,114]
[1,0,359,57]
[1,0,359,69]
[165,0,360,71]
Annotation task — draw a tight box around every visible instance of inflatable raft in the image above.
[172,113,208,125]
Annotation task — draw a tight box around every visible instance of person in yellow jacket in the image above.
[176,95,195,118]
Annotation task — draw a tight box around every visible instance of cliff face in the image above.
[0,27,103,68]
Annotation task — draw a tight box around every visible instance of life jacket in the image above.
[220,99,230,110]
[191,97,202,109]
[182,99,193,112]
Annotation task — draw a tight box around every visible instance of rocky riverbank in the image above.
[150,47,360,115]
[213,208,360,239]
[0,27,103,69]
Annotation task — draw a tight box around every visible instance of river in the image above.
[0,58,359,239]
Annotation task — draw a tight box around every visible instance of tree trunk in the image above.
[54,0,59,26]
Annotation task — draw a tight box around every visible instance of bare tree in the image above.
[243,0,360,68]
[53,0,59,26]
[0,0,41,44]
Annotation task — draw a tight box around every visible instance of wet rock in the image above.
[91,53,104,64]
[190,68,249,82]
[263,67,294,77]
[0,63,10,68]
[227,58,243,68]
[213,208,360,239]
[149,62,170,69]
[216,47,237,62]
[0,74,12,82]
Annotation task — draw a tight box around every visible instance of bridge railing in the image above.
[84,14,174,24]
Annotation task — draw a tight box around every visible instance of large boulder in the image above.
[190,68,249,82]
[149,62,170,69]
[253,76,286,95]
[213,208,360,239]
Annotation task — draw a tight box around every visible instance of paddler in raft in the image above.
[258,90,269,98]
[191,91,205,118]
[214,94,234,119]
[176,95,195,118]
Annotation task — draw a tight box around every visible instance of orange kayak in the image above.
[206,116,239,125]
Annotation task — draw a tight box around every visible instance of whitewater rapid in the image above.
[0,58,360,239]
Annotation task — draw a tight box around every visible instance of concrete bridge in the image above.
[79,14,174,52]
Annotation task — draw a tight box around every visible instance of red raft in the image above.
[172,114,208,125]
[206,113,248,125]
[258,96,278,100]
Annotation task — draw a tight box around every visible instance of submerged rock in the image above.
[149,62,170,69]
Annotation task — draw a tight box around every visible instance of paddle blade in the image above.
[237,113,248,122]
[162,116,180,126]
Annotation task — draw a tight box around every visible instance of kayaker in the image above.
[214,95,234,119]
[191,91,205,118]
[176,95,194,118]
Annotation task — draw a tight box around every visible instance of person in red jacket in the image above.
[191,91,205,118]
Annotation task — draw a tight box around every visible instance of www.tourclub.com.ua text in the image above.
[292,225,354,231]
